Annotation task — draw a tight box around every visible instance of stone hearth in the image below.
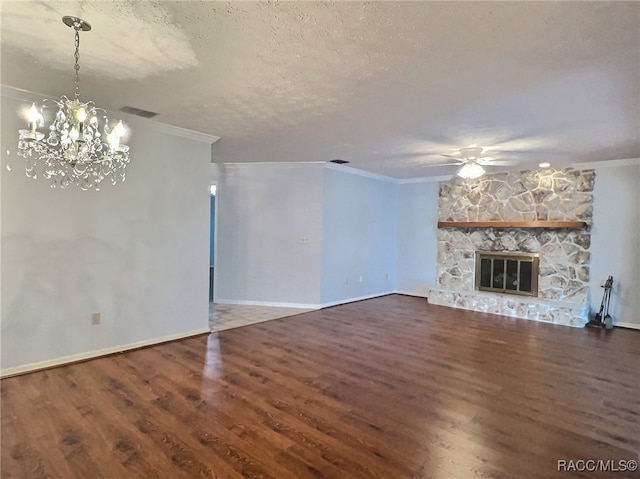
[428,168,595,327]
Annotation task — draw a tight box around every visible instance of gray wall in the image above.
[1,87,214,374]
[214,163,406,307]
[396,181,439,296]
[590,162,640,328]
[213,162,442,308]
[320,166,397,305]
[213,163,325,307]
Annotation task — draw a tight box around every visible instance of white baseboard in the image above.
[214,299,320,310]
[215,291,398,310]
[319,291,395,308]
[394,290,428,299]
[615,321,640,330]
[0,328,210,378]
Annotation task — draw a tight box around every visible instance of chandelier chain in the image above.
[73,26,80,100]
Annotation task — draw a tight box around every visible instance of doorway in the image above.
[209,184,217,301]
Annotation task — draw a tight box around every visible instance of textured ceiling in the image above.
[2,1,639,179]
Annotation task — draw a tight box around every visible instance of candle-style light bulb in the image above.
[69,126,79,142]
[27,104,41,123]
[76,108,88,122]
[107,131,120,151]
[113,120,126,137]
[26,103,42,133]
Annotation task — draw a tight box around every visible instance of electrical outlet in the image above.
[359,275,364,283]
[385,273,389,280]
[91,312,101,325]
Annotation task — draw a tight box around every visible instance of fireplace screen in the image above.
[475,251,539,297]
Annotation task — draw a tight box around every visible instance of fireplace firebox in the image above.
[475,251,539,297]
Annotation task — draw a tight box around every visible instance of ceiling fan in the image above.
[436,145,517,179]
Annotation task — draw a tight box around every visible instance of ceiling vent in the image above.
[119,106,158,118]
[330,159,349,164]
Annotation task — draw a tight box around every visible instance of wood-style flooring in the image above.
[2,294,639,479]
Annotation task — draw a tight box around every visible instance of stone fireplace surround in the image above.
[428,168,595,327]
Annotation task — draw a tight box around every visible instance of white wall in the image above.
[1,87,216,374]
[320,166,397,305]
[213,163,324,307]
[396,180,439,296]
[589,161,640,328]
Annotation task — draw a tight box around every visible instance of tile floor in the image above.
[209,302,315,332]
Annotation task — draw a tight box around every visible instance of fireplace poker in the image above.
[604,276,614,329]
[585,275,613,329]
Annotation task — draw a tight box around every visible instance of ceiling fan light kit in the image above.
[457,161,486,179]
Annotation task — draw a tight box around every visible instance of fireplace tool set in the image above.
[585,276,613,329]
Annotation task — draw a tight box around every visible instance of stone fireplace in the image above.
[428,168,595,327]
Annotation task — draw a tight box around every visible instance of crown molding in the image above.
[398,175,454,184]
[1,84,220,145]
[218,161,326,169]
[324,162,398,183]
[148,121,219,144]
[571,158,640,169]
[214,160,450,184]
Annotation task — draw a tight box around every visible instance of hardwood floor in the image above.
[2,294,639,478]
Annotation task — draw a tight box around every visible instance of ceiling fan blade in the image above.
[440,153,461,159]
[423,162,465,167]
[383,152,431,160]
[480,159,519,166]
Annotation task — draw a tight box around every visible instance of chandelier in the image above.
[17,16,130,191]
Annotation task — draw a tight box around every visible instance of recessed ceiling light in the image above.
[538,162,551,168]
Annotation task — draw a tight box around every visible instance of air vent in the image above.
[119,106,158,118]
[330,159,349,164]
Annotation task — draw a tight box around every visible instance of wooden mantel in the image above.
[437,221,587,229]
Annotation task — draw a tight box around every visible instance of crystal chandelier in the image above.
[17,16,130,191]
